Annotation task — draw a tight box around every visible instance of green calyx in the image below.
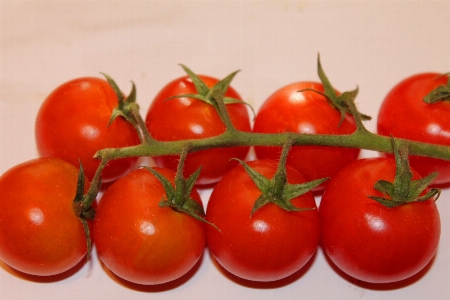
[101,73,153,144]
[102,73,139,126]
[368,138,441,208]
[300,54,372,127]
[144,146,219,230]
[423,73,450,104]
[235,139,328,216]
[72,162,96,261]
[167,64,255,116]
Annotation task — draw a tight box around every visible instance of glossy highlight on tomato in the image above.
[35,77,140,182]
[319,157,440,283]
[93,167,206,285]
[145,74,251,186]
[377,73,450,186]
[253,82,359,191]
[205,159,320,282]
[0,157,90,276]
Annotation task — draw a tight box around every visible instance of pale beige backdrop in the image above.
[1,1,449,299]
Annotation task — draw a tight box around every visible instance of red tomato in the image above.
[319,158,440,283]
[35,77,140,182]
[253,82,359,191]
[0,157,90,276]
[377,73,450,186]
[205,160,320,282]
[145,75,251,186]
[93,167,206,285]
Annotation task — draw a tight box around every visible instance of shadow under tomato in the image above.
[322,245,438,290]
[0,255,91,283]
[97,252,205,292]
[207,248,318,289]
[193,181,218,191]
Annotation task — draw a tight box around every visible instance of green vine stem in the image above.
[93,120,450,163]
[79,71,450,209]
[94,71,450,164]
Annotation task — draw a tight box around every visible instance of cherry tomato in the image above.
[377,73,450,186]
[319,157,440,283]
[93,167,206,285]
[253,82,359,191]
[145,75,251,186]
[0,157,90,276]
[35,77,140,182]
[205,160,320,282]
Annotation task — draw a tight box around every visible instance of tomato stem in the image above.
[91,65,450,200]
[72,161,96,262]
[233,139,326,215]
[92,61,450,165]
[368,138,441,207]
[94,129,450,162]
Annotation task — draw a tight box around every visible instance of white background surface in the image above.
[1,1,450,299]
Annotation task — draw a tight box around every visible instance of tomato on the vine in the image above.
[377,73,450,186]
[253,82,359,190]
[0,157,90,276]
[319,157,440,283]
[35,77,140,182]
[205,159,320,282]
[93,167,206,285]
[145,73,251,186]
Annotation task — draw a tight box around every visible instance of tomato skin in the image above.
[145,75,251,186]
[0,158,90,276]
[93,167,206,285]
[319,158,440,284]
[205,160,320,282]
[35,77,140,182]
[253,82,359,191]
[377,73,450,185]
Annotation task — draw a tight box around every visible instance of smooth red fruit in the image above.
[253,82,359,191]
[377,73,450,186]
[35,77,140,182]
[145,75,251,186]
[0,157,90,276]
[319,157,440,283]
[94,167,206,285]
[206,159,320,282]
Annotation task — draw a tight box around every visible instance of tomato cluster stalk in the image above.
[73,62,449,258]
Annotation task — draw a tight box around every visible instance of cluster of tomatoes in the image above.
[0,62,448,287]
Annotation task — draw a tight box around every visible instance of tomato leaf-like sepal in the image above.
[234,158,326,216]
[423,74,450,104]
[101,73,139,127]
[74,161,86,206]
[368,138,441,207]
[164,65,255,117]
[180,64,210,95]
[236,159,269,192]
[315,54,371,126]
[145,167,176,203]
[143,166,219,230]
[234,139,327,216]
[283,178,329,202]
[71,162,95,261]
[72,161,96,221]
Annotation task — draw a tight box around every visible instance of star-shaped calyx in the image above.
[423,73,450,104]
[298,54,371,127]
[72,161,97,261]
[234,139,328,216]
[368,138,441,208]
[144,145,219,230]
[166,64,254,116]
